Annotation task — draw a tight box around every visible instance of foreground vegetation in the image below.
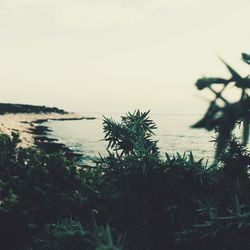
[2,53,250,249]
[1,110,250,250]
[193,52,250,158]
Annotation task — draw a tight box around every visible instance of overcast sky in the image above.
[0,0,250,114]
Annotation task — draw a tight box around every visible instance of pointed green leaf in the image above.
[196,77,230,90]
[219,57,242,81]
[242,53,250,65]
[242,120,249,145]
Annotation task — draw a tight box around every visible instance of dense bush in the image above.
[1,111,250,249]
[31,219,123,250]
[93,111,250,250]
[0,132,98,250]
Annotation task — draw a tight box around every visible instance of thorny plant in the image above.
[193,53,250,159]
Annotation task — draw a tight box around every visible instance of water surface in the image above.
[44,113,216,163]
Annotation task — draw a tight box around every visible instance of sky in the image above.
[0,0,250,114]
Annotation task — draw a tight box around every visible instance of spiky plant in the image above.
[193,53,250,158]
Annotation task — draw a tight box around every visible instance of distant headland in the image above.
[0,103,67,115]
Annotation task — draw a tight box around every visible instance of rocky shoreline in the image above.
[30,117,94,160]
[0,103,96,160]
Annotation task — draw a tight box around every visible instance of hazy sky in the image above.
[0,0,250,114]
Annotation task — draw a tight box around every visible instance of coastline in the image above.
[0,112,95,159]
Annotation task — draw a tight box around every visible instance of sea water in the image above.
[43,113,216,163]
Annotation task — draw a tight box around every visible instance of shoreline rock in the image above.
[30,122,84,160]
[0,113,95,160]
[0,103,96,159]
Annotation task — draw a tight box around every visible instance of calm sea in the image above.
[43,113,216,163]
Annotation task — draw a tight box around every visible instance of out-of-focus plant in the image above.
[32,219,123,250]
[0,132,98,250]
[193,53,250,158]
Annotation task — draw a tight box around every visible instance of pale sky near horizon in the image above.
[0,0,250,114]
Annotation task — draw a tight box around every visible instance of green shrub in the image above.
[1,110,250,250]
[94,110,250,250]
[0,133,97,250]
[31,219,123,250]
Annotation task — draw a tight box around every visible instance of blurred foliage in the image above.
[193,53,250,158]
[0,132,100,250]
[31,219,123,250]
[1,111,250,249]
